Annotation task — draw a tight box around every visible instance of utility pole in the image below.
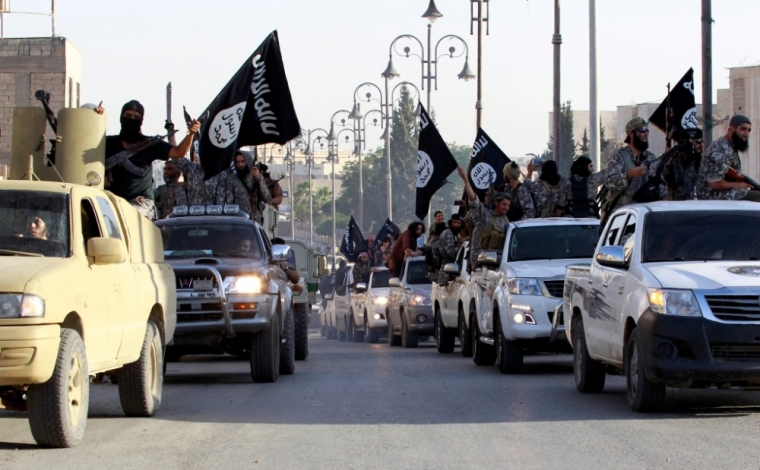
[589,0,600,169]
[702,0,713,146]
[471,0,488,129]
[552,0,562,170]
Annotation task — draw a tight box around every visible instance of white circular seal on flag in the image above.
[470,162,496,190]
[417,151,434,188]
[208,102,247,148]
[681,107,698,129]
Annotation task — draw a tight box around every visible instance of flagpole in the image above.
[552,0,562,172]
[701,0,713,146]
[589,0,600,169]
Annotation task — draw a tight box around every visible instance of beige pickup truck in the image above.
[0,106,176,447]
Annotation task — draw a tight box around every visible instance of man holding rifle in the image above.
[697,114,758,201]
[98,100,200,218]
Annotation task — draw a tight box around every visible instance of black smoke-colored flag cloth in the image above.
[340,216,368,263]
[649,68,698,137]
[467,128,511,202]
[415,105,459,220]
[197,30,301,179]
[375,218,401,242]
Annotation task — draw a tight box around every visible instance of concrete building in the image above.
[0,37,82,167]
[717,65,760,180]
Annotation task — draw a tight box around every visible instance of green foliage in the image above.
[293,182,332,233]
[543,100,578,174]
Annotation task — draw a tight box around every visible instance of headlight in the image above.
[372,296,388,306]
[648,289,702,317]
[409,294,431,306]
[507,278,542,296]
[0,294,45,318]
[226,276,263,294]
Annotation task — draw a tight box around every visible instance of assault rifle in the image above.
[105,131,178,175]
[34,90,58,164]
[727,167,760,191]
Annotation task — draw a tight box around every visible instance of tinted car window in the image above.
[406,261,431,285]
[0,191,69,257]
[158,222,264,259]
[508,225,598,262]
[371,270,392,288]
[96,197,122,239]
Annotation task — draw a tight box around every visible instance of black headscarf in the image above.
[540,160,561,186]
[571,157,592,177]
[119,100,145,143]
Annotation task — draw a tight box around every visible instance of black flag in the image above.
[467,128,511,202]
[197,31,301,179]
[375,218,400,242]
[649,68,698,137]
[415,105,459,220]
[339,216,368,263]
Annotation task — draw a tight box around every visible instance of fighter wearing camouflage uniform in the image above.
[697,115,755,201]
[557,157,606,218]
[173,157,228,206]
[225,151,271,222]
[352,253,372,287]
[154,162,188,219]
[435,216,462,284]
[654,128,704,201]
[502,161,536,220]
[524,160,565,218]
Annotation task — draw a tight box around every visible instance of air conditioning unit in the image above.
[0,0,10,14]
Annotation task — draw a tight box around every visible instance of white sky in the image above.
[4,0,760,157]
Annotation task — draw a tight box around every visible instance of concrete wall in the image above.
[0,37,81,167]
[727,66,760,180]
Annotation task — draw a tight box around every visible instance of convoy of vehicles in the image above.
[562,202,760,412]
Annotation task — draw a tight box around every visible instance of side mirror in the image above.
[443,262,460,275]
[86,237,125,265]
[596,245,628,269]
[389,277,401,288]
[355,282,367,293]
[317,255,327,277]
[478,251,499,267]
[271,244,292,263]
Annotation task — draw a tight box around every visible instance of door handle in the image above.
[602,282,609,288]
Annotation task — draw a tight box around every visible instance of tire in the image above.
[459,312,473,358]
[495,317,523,374]
[250,313,281,383]
[326,328,334,340]
[320,325,326,337]
[388,314,402,347]
[346,313,355,342]
[280,308,296,375]
[401,313,419,348]
[338,320,347,341]
[364,317,380,344]
[27,328,89,448]
[471,314,495,366]
[294,303,309,360]
[352,316,365,343]
[118,321,164,417]
[435,309,455,353]
[626,327,666,412]
[572,319,606,393]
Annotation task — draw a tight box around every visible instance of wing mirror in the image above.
[443,263,460,275]
[271,244,292,263]
[86,237,125,265]
[477,251,499,267]
[389,277,401,288]
[355,282,367,293]
[596,245,628,269]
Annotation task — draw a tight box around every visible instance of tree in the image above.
[293,182,333,235]
[579,128,590,156]
[542,100,577,174]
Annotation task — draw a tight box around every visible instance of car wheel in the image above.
[320,325,327,337]
[365,317,380,344]
[626,327,665,412]
[435,309,455,354]
[459,311,473,358]
[294,303,309,360]
[117,322,164,417]
[572,318,606,393]
[346,314,354,343]
[401,313,419,348]
[471,313,495,366]
[250,313,281,383]
[353,316,365,343]
[27,328,89,448]
[388,312,402,347]
[338,317,347,342]
[495,317,523,374]
[280,308,296,375]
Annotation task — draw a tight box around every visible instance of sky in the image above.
[4,0,760,158]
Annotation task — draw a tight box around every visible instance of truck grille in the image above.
[704,295,760,322]
[176,276,218,290]
[178,313,224,323]
[543,280,564,298]
[711,344,760,362]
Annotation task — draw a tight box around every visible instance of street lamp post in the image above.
[552,0,562,170]
[304,129,328,247]
[327,110,351,271]
[470,0,490,129]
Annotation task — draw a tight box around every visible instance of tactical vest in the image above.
[568,176,597,218]
[506,183,524,221]
[478,219,506,251]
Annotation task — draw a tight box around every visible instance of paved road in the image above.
[2,332,760,469]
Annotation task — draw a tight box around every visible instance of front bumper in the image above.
[174,291,277,337]
[638,310,760,387]
[0,324,60,386]
[403,305,434,334]
[503,294,561,341]
[367,305,388,329]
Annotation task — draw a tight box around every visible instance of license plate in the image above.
[194,279,214,291]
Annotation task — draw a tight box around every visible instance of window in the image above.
[371,270,392,288]
[621,215,637,261]
[159,223,264,259]
[508,225,598,261]
[0,191,70,257]
[96,197,122,239]
[603,214,627,247]
[81,199,102,250]
[406,261,432,285]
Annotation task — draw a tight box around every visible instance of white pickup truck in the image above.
[349,268,392,343]
[562,201,760,412]
[431,242,474,356]
[468,218,599,373]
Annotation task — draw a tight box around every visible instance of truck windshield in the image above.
[406,261,432,285]
[0,191,69,257]
[159,223,263,259]
[508,225,598,262]
[644,211,760,262]
[371,270,392,288]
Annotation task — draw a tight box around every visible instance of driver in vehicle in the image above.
[16,216,49,240]
[238,239,252,252]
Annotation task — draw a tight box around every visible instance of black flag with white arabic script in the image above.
[340,215,368,263]
[375,218,400,242]
[197,30,301,179]
[649,68,698,138]
[467,128,511,202]
[415,104,458,220]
